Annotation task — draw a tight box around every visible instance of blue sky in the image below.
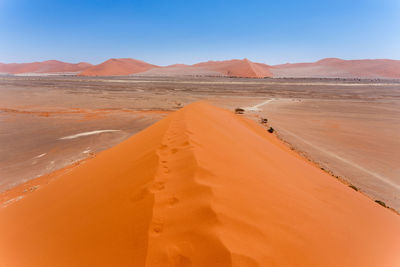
[0,0,399,65]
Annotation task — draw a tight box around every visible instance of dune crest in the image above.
[193,59,272,78]
[1,102,400,266]
[4,58,400,78]
[271,58,400,78]
[0,60,92,74]
[134,59,272,78]
[79,58,158,76]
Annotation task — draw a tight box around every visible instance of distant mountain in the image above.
[79,58,159,76]
[0,60,92,74]
[271,58,400,78]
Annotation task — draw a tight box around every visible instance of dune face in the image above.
[1,102,400,266]
[79,58,158,76]
[0,60,92,74]
[132,65,224,77]
[271,58,400,78]
[193,59,272,78]
[4,58,400,78]
[134,59,273,78]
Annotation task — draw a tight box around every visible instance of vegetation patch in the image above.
[375,200,387,208]
[349,184,358,191]
[235,108,245,114]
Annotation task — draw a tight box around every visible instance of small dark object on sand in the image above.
[268,127,274,133]
[235,108,245,114]
[375,200,387,207]
[260,118,268,124]
[349,185,358,191]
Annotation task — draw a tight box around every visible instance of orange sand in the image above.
[79,58,158,76]
[137,59,273,78]
[272,58,400,78]
[4,58,400,78]
[79,58,271,78]
[193,59,272,78]
[0,60,92,74]
[1,102,400,266]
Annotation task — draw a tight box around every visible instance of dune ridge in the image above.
[79,58,158,76]
[1,102,400,266]
[0,60,92,74]
[271,58,400,78]
[134,59,273,78]
[3,58,400,78]
[192,59,272,78]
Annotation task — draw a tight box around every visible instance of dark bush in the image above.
[260,118,268,124]
[375,200,387,208]
[268,127,274,133]
[349,185,358,191]
[235,108,245,114]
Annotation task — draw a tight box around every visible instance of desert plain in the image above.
[0,75,400,266]
[1,76,399,210]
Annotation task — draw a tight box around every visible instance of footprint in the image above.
[167,196,179,207]
[130,187,148,202]
[160,144,168,150]
[151,181,165,191]
[171,148,178,154]
[152,219,164,234]
[163,166,170,173]
[182,141,189,146]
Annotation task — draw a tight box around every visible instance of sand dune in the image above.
[79,58,158,76]
[135,58,400,78]
[0,60,92,74]
[4,58,400,78]
[271,58,400,78]
[0,102,399,266]
[134,59,272,78]
[132,65,224,77]
[193,59,272,78]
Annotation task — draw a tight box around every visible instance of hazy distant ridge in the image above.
[2,57,400,78]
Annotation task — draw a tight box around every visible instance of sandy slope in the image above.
[134,59,272,78]
[0,102,400,266]
[132,65,224,77]
[79,58,158,76]
[4,58,400,78]
[193,59,272,78]
[271,58,400,78]
[0,60,92,74]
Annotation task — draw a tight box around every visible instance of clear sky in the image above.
[1,0,399,65]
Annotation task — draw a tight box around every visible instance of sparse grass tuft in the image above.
[235,108,245,114]
[349,185,358,191]
[375,200,387,208]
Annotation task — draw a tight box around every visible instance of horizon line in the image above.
[2,56,400,67]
